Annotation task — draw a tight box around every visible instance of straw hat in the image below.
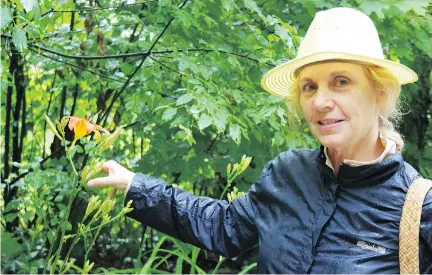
[261,7,418,98]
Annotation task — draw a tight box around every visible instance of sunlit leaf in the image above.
[12,28,27,52]
[1,7,11,30]
[20,0,35,12]
[198,113,212,130]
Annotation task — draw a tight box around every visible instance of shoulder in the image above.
[269,147,321,170]
[255,147,321,187]
[401,161,421,185]
[399,160,432,207]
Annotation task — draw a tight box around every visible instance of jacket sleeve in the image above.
[420,188,432,273]
[123,163,270,258]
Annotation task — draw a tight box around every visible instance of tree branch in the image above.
[28,48,130,83]
[28,43,150,60]
[98,0,191,126]
[49,1,156,13]
[26,43,275,66]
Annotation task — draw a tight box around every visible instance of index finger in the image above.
[87,176,118,188]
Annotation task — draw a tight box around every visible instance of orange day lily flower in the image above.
[65,116,110,146]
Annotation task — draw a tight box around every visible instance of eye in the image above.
[302,83,317,92]
[335,77,350,87]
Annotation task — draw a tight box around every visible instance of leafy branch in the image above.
[25,42,275,66]
[97,0,191,126]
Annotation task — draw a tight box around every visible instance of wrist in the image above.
[125,172,136,193]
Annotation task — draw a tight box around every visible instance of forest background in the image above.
[1,0,431,273]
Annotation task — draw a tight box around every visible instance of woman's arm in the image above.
[125,172,259,257]
[88,160,269,258]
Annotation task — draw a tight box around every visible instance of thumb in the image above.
[101,160,120,174]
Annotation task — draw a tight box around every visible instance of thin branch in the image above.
[49,1,156,13]
[150,56,185,76]
[98,0,191,126]
[26,43,275,66]
[152,48,275,66]
[28,43,150,60]
[206,133,220,152]
[28,48,130,83]
[22,8,54,28]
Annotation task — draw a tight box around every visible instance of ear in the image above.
[375,89,387,114]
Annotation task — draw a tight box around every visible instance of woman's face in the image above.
[298,62,380,150]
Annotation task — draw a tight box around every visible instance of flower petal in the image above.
[66,116,80,131]
[74,119,88,140]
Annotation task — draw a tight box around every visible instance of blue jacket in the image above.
[125,148,432,273]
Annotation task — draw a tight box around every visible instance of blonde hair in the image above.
[285,61,405,151]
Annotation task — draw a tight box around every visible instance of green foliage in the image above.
[1,0,431,273]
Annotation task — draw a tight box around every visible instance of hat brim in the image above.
[260,52,418,98]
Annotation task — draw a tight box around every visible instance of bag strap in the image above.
[399,177,432,274]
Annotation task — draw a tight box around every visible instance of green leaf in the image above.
[213,108,229,131]
[4,200,20,212]
[176,93,194,106]
[21,0,35,12]
[54,195,64,202]
[121,63,133,74]
[162,108,177,121]
[1,232,22,257]
[358,2,387,19]
[175,258,183,274]
[198,113,212,130]
[229,123,241,144]
[63,221,72,231]
[12,28,27,52]
[395,0,429,15]
[1,7,12,30]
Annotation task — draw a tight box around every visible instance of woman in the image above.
[88,7,432,273]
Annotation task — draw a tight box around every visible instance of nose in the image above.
[313,88,334,112]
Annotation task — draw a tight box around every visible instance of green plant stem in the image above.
[140,236,169,274]
[212,257,225,274]
[134,227,150,273]
[190,247,200,274]
[64,212,123,238]
[239,262,257,274]
[59,237,80,274]
[84,223,102,262]
[219,179,234,200]
[152,254,173,270]
[157,249,206,274]
[67,150,79,176]
[49,183,79,274]
[43,176,79,274]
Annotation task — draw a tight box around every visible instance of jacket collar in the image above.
[317,146,403,188]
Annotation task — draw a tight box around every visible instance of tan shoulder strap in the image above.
[399,177,432,274]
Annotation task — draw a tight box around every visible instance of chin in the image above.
[316,134,347,150]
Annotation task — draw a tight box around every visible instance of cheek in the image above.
[299,97,313,121]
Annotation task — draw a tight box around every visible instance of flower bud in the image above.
[62,259,76,274]
[83,260,95,274]
[121,200,134,214]
[98,126,124,153]
[241,156,252,172]
[45,115,63,141]
[102,214,110,224]
[84,196,100,220]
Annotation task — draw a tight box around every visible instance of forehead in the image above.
[298,61,366,79]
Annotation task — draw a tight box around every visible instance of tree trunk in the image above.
[5,41,26,231]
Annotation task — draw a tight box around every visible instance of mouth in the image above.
[318,119,344,126]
